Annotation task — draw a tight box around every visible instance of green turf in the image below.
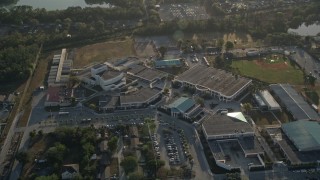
[232,60,304,84]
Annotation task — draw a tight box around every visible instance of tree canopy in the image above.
[121,156,138,173]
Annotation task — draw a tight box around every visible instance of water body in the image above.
[3,0,112,11]
[288,23,320,36]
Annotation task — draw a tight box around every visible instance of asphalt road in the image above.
[288,47,320,80]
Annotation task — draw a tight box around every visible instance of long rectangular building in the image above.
[174,65,252,101]
[270,84,319,121]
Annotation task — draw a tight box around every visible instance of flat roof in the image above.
[128,65,166,82]
[282,120,320,152]
[155,59,181,67]
[100,70,122,80]
[46,87,60,102]
[55,48,67,83]
[202,113,253,137]
[175,65,251,97]
[259,90,281,110]
[253,93,267,107]
[92,63,107,69]
[168,97,195,113]
[270,84,319,120]
[120,88,160,104]
[99,96,119,109]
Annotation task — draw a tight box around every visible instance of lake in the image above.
[4,0,112,11]
[288,23,320,36]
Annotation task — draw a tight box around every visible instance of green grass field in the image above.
[232,59,304,85]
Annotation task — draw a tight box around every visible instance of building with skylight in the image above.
[202,112,254,140]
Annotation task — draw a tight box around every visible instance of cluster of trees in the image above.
[47,127,98,178]
[0,0,144,25]
[0,0,18,5]
[0,44,38,83]
[0,3,144,25]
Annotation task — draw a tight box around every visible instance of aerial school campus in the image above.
[0,0,320,180]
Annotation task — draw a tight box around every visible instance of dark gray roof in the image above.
[128,65,166,82]
[175,65,251,97]
[120,88,160,104]
[202,113,253,137]
[270,84,319,121]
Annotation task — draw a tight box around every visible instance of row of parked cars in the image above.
[164,132,181,165]
[151,133,161,160]
[178,129,193,162]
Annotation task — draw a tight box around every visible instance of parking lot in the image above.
[155,115,195,168]
[159,3,210,21]
[54,107,156,127]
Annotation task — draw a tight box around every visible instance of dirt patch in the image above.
[73,39,135,68]
[254,60,288,70]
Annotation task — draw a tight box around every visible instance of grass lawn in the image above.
[73,38,135,68]
[232,59,304,84]
[273,111,290,123]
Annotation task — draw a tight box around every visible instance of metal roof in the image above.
[175,65,252,97]
[168,97,195,113]
[270,84,319,120]
[259,90,281,110]
[282,120,320,152]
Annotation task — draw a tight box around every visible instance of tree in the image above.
[225,41,234,52]
[226,172,241,180]
[89,103,96,110]
[158,46,167,59]
[121,156,138,173]
[196,97,204,107]
[38,130,43,137]
[35,174,59,180]
[16,151,29,163]
[108,136,118,152]
[96,20,105,32]
[214,56,224,69]
[46,143,67,164]
[128,172,144,180]
[217,39,224,49]
[29,130,36,139]
[163,88,169,95]
[242,103,253,115]
[305,74,316,87]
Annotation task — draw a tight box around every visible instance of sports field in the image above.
[232,58,304,84]
[73,38,135,68]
